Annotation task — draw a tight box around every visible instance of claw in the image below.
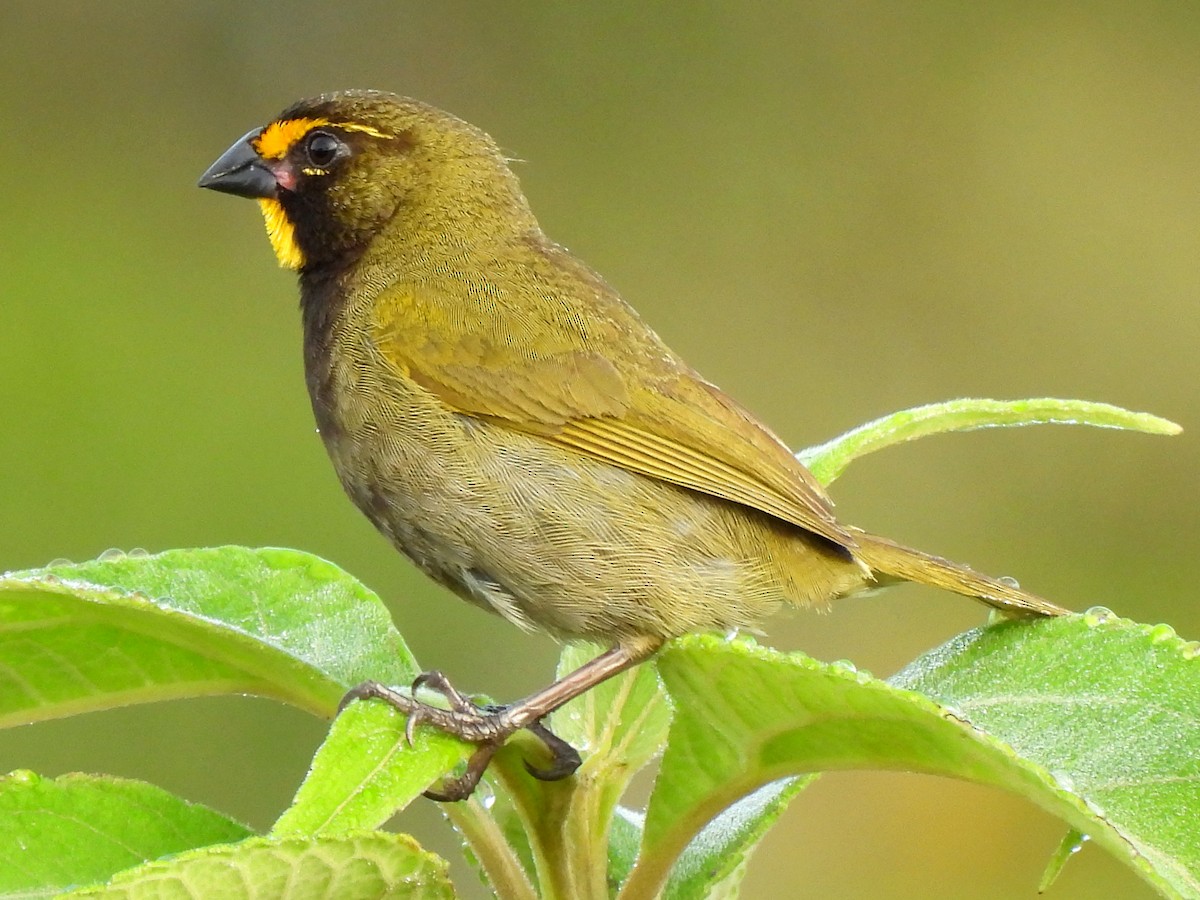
[423,743,500,802]
[412,670,476,713]
[338,679,388,713]
[405,672,462,746]
[340,671,585,802]
[341,680,427,746]
[403,705,421,747]
[523,720,583,782]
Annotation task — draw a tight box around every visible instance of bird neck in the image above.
[295,152,543,398]
[403,153,541,258]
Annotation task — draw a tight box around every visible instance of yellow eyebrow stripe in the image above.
[252,117,393,160]
[249,117,394,270]
[254,117,328,160]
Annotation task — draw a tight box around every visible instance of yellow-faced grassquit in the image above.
[199,90,1066,799]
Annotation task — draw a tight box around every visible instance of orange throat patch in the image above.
[249,117,395,270]
[257,198,304,269]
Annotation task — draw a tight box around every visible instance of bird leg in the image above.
[342,636,664,801]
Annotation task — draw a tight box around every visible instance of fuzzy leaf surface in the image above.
[0,547,415,724]
[0,771,251,899]
[797,397,1180,485]
[59,831,454,899]
[624,617,1199,899]
[273,699,471,836]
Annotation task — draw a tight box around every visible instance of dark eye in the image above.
[304,131,342,168]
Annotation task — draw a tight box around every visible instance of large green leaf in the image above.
[0,771,252,899]
[892,611,1200,897]
[272,698,471,837]
[0,547,415,723]
[624,616,1198,899]
[609,395,1181,898]
[58,832,454,899]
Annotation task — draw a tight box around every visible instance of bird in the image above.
[199,90,1067,799]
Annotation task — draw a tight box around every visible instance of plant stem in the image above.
[446,799,537,900]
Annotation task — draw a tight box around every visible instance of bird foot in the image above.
[341,672,582,801]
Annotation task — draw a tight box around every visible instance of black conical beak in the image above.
[198,129,278,199]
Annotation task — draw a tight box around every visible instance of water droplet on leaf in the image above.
[1148,623,1176,644]
[474,779,496,810]
[1049,769,1076,793]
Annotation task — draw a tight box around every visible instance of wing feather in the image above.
[552,415,853,548]
[368,262,856,552]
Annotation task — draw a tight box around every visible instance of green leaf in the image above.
[607,806,645,895]
[796,397,1181,485]
[58,831,455,899]
[272,698,472,836]
[661,776,813,900]
[1039,828,1088,892]
[892,612,1200,898]
[626,619,1200,899]
[0,547,416,724]
[0,771,252,899]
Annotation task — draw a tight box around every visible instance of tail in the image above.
[850,529,1070,617]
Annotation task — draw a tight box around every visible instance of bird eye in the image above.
[304,131,342,168]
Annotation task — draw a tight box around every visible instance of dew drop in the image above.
[568,730,593,755]
[1039,827,1090,892]
[126,547,150,559]
[98,548,126,562]
[1083,606,1115,626]
[1084,799,1107,819]
[998,575,1021,589]
[46,558,73,568]
[829,659,858,674]
[1148,623,1177,644]
[5,769,40,785]
[1049,769,1076,793]
[474,780,496,810]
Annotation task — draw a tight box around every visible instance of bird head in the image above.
[199,90,531,271]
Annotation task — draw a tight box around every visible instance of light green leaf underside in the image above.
[629,615,1199,899]
[798,397,1180,485]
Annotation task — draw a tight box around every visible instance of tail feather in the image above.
[850,530,1069,618]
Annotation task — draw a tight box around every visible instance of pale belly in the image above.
[315,383,859,642]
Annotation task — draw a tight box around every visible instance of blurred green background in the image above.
[2,2,1196,897]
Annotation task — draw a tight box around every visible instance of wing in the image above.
[368,252,855,551]
[549,377,852,548]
